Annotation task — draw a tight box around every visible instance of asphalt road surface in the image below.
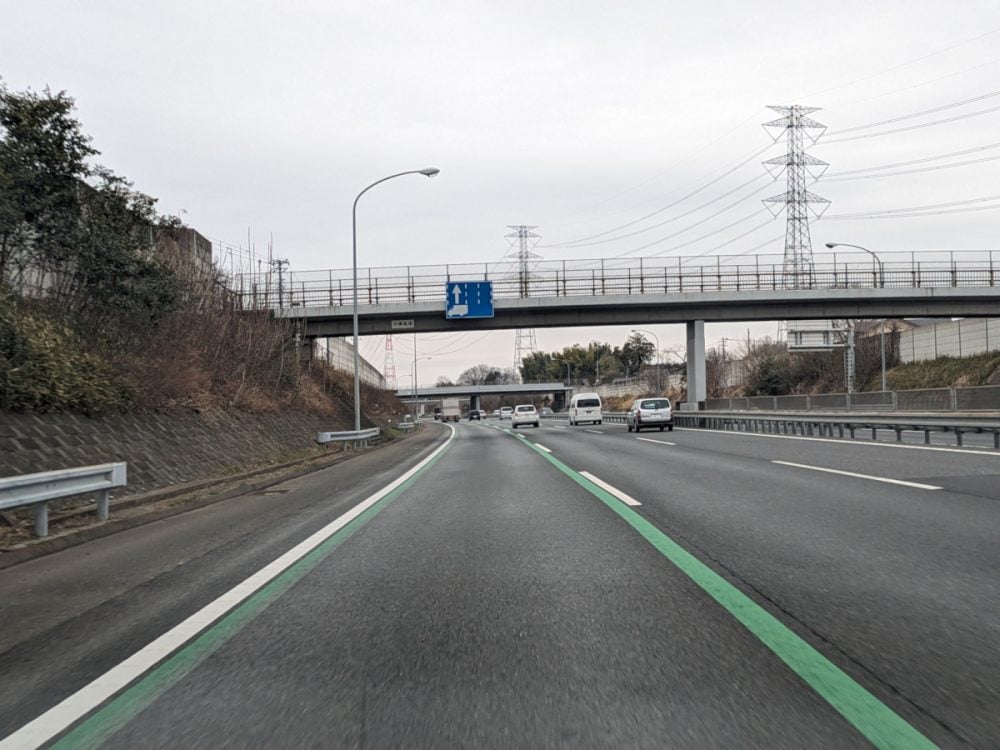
[1,419,998,749]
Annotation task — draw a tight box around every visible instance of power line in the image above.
[540,144,773,248]
[612,182,776,258]
[552,174,769,250]
[824,152,1000,181]
[826,140,1000,175]
[827,88,1000,135]
[826,193,1000,219]
[821,103,1000,144]
[826,203,1000,220]
[643,209,770,258]
[794,25,1000,100]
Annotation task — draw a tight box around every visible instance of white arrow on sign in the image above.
[451,284,463,305]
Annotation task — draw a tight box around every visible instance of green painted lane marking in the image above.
[507,434,937,750]
[48,433,454,750]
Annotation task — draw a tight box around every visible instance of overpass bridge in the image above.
[238,250,1000,407]
[395,382,572,412]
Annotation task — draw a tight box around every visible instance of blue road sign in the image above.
[445,281,494,319]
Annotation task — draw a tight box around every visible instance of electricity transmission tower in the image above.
[505,225,541,381]
[762,105,829,288]
[383,335,397,389]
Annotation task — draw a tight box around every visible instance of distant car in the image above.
[511,404,539,429]
[540,407,553,416]
[499,406,514,420]
[627,397,673,432]
[468,409,481,421]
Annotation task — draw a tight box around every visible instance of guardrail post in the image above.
[955,428,964,447]
[96,490,110,522]
[950,388,958,411]
[33,503,49,537]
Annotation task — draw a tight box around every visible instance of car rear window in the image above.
[576,398,600,408]
[641,399,670,410]
[516,406,535,412]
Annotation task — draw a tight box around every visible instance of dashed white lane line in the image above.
[636,437,676,446]
[552,426,568,430]
[675,426,999,457]
[534,444,553,453]
[580,471,642,506]
[772,460,942,490]
[584,429,604,434]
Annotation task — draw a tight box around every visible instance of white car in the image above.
[499,406,514,420]
[510,404,539,428]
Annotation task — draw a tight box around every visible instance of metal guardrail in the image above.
[674,411,1000,449]
[233,250,1000,309]
[315,427,381,449]
[706,385,1000,413]
[0,463,128,537]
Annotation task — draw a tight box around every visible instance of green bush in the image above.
[0,294,132,413]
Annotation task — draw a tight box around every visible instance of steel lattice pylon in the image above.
[383,335,397,390]
[505,225,541,381]
[762,105,830,288]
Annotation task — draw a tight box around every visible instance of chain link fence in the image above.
[705,385,1000,412]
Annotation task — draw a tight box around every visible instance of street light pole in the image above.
[351,167,439,432]
[825,242,887,392]
[410,356,431,419]
[631,328,661,394]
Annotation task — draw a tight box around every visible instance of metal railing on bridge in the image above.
[232,250,1000,309]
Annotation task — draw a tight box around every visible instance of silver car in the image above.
[627,398,673,432]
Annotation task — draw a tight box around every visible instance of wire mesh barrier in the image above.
[230,250,1000,310]
[704,386,1000,413]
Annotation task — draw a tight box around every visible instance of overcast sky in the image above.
[4,1,1000,384]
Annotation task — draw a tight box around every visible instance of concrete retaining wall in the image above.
[0,410,343,496]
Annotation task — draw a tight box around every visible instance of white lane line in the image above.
[636,437,676,446]
[534,444,553,453]
[584,429,604,434]
[552,426,568,430]
[772,460,942,490]
[580,471,642,506]
[675,426,1000,457]
[0,427,458,750]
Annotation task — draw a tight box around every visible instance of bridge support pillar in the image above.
[298,337,314,363]
[553,390,567,411]
[471,395,481,411]
[686,320,706,408]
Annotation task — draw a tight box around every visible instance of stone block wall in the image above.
[0,410,342,496]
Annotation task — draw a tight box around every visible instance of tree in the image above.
[0,83,182,339]
[621,333,655,377]
[0,83,96,283]
[457,364,515,385]
[435,376,454,387]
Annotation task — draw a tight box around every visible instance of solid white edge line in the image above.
[635,437,676,446]
[583,429,604,434]
[772,460,942,490]
[0,425,458,750]
[579,471,642,506]
[534,444,553,453]
[674,426,1000,457]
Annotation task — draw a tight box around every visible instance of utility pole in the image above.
[763,105,830,289]
[506,225,541,381]
[270,258,290,308]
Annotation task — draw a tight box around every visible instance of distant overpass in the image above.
[243,250,1000,407]
[395,382,572,411]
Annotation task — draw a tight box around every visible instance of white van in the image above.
[568,392,602,426]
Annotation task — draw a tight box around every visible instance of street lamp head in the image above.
[418,168,440,177]
[825,242,837,248]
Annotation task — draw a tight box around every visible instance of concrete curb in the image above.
[0,428,422,571]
